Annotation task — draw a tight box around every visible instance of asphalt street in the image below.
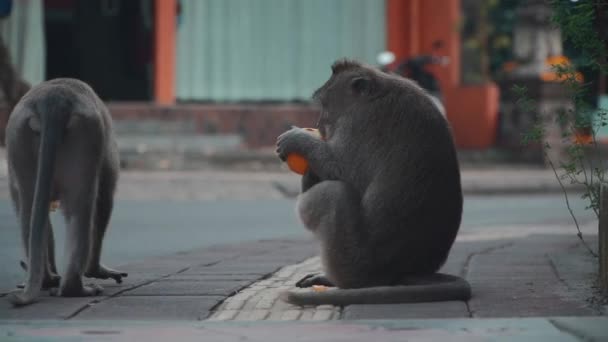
[0,193,597,294]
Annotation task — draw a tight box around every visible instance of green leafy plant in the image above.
[461,0,519,83]
[519,0,607,257]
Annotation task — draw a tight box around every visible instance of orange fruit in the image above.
[286,153,309,175]
[312,285,329,292]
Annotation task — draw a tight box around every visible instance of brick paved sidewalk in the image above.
[208,257,341,321]
[0,222,605,342]
[0,239,318,320]
[211,224,603,322]
[1,224,602,321]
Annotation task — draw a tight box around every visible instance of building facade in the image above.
[1,0,499,148]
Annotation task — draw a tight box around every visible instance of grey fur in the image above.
[5,78,126,307]
[276,59,469,305]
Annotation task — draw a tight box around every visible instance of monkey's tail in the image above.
[280,274,471,307]
[8,113,66,307]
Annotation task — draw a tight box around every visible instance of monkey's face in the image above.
[313,61,383,140]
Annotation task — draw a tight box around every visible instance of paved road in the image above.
[0,193,597,294]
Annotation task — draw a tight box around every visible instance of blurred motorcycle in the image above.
[377,47,449,117]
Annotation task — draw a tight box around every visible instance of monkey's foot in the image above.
[6,290,39,307]
[295,274,335,288]
[85,265,128,284]
[50,283,103,297]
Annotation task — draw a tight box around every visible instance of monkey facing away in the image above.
[276,59,470,306]
[5,78,127,306]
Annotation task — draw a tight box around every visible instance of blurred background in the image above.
[0,0,606,169]
[0,0,606,293]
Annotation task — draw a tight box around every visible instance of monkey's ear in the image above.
[350,77,373,96]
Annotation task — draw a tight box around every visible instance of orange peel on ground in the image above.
[312,285,329,292]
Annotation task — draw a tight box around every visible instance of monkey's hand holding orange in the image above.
[276,127,322,175]
[276,127,339,181]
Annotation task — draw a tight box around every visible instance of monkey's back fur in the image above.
[277,59,465,302]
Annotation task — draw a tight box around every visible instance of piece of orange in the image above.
[286,153,309,175]
[312,285,329,292]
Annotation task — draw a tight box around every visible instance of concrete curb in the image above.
[0,147,585,195]
[1,317,608,341]
[272,169,585,197]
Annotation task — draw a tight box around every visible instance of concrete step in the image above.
[1,317,607,341]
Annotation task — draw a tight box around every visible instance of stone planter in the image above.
[496,77,573,165]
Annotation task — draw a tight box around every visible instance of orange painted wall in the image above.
[386,0,498,148]
[445,84,499,148]
[419,0,460,87]
[154,0,176,105]
[387,0,459,88]
[387,0,420,59]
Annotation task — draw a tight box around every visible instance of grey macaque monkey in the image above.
[276,59,470,306]
[5,78,126,306]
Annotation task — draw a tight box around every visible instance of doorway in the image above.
[45,0,153,101]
